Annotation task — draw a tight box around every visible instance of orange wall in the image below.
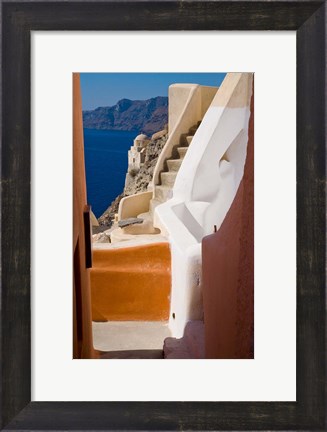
[202,87,254,359]
[73,73,96,359]
[91,243,171,321]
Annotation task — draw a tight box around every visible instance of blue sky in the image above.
[80,73,226,110]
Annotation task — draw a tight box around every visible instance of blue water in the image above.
[83,129,136,218]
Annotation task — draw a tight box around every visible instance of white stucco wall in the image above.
[168,84,198,135]
[154,73,253,337]
[200,86,220,119]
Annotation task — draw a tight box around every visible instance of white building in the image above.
[125,133,150,188]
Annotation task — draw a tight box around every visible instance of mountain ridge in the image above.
[83,96,168,136]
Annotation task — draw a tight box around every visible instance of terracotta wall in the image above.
[73,73,96,359]
[91,243,171,321]
[202,87,254,359]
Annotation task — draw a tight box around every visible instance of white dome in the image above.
[134,134,149,141]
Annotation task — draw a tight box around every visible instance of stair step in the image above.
[163,321,205,359]
[167,159,183,172]
[177,147,188,158]
[90,244,171,322]
[189,125,198,134]
[93,321,171,354]
[161,171,177,187]
[186,135,194,145]
[92,244,167,269]
[154,185,173,202]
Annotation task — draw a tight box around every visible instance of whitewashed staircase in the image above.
[150,122,201,214]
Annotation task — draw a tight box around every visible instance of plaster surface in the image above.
[73,74,96,359]
[152,84,200,189]
[152,84,217,190]
[202,85,254,359]
[90,242,171,321]
[118,190,152,220]
[163,321,204,359]
[154,73,253,337]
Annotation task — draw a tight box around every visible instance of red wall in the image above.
[202,88,254,359]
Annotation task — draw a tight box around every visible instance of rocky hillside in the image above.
[83,96,168,136]
[98,131,168,226]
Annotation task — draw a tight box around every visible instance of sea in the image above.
[83,129,137,218]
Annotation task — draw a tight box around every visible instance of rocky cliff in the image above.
[83,96,168,136]
[98,131,168,226]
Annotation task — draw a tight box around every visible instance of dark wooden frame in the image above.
[1,1,326,430]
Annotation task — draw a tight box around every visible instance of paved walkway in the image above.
[93,321,171,359]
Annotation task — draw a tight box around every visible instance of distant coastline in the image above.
[83,96,168,136]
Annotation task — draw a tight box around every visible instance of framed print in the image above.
[1,1,326,430]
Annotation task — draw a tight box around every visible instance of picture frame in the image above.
[1,0,326,430]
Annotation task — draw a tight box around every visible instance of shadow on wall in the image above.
[202,79,254,359]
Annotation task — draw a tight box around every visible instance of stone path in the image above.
[93,321,171,359]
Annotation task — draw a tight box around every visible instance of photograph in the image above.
[73,72,254,359]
